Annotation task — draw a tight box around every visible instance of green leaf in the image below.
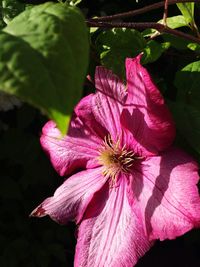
[177,2,194,25]
[142,15,188,38]
[96,28,168,78]
[96,28,146,78]
[187,42,200,53]
[162,34,190,50]
[175,61,200,109]
[171,102,200,155]
[142,40,170,64]
[173,60,200,154]
[69,0,82,6]
[96,28,146,51]
[160,15,189,29]
[1,0,25,24]
[0,1,6,29]
[0,2,89,134]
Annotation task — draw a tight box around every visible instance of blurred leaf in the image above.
[69,0,82,6]
[1,0,25,24]
[90,26,98,34]
[173,60,200,154]
[177,2,194,25]
[0,2,89,134]
[187,42,200,53]
[0,1,6,29]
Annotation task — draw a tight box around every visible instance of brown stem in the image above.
[86,20,200,44]
[92,0,200,22]
[163,0,169,26]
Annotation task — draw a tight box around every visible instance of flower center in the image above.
[98,135,138,184]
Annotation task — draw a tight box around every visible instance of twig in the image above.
[86,20,200,44]
[163,0,169,26]
[92,0,200,22]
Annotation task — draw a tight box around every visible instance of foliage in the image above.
[0,2,89,134]
[95,28,169,78]
[1,0,200,266]
[176,2,194,26]
[173,60,200,155]
[1,0,25,25]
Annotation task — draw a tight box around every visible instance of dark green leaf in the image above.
[175,60,200,109]
[0,1,6,29]
[96,28,146,51]
[173,60,200,154]
[96,29,168,78]
[96,28,145,77]
[1,0,25,24]
[142,40,170,64]
[96,28,169,78]
[162,34,190,50]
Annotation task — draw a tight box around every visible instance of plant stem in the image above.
[163,0,169,26]
[92,0,200,22]
[86,20,200,44]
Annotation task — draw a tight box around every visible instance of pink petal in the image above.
[132,147,200,241]
[40,117,101,177]
[74,94,107,140]
[120,109,158,156]
[92,66,127,142]
[75,175,152,267]
[124,54,176,153]
[31,167,107,224]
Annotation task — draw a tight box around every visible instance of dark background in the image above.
[1,1,200,266]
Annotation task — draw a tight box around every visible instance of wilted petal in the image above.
[132,147,200,241]
[40,118,101,176]
[125,55,175,153]
[92,66,127,142]
[75,176,152,267]
[31,168,107,224]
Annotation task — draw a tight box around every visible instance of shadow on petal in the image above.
[144,149,200,239]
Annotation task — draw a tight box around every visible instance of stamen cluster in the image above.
[98,135,136,183]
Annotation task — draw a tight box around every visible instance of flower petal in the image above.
[31,167,107,224]
[92,66,127,142]
[132,147,200,241]
[74,94,107,140]
[75,176,152,267]
[120,108,158,156]
[124,54,175,153]
[40,117,101,176]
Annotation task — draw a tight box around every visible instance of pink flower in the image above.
[31,55,200,267]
